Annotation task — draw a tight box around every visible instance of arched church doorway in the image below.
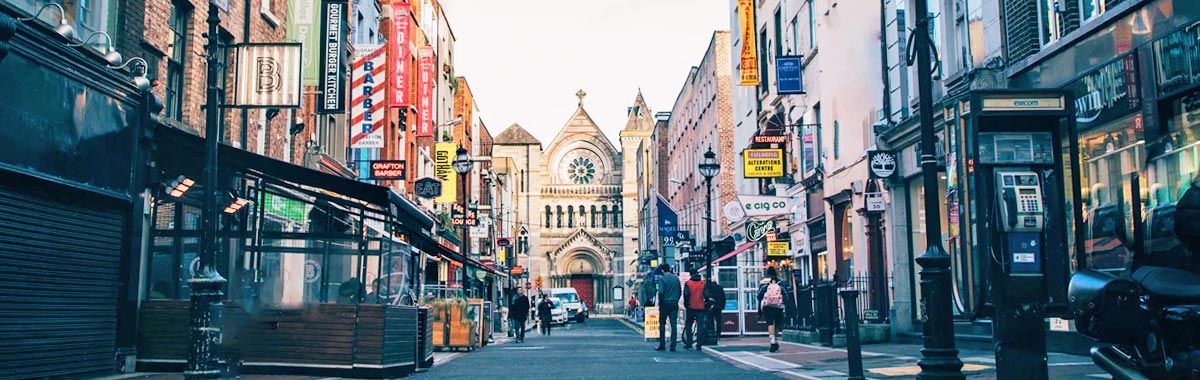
[563,253,599,310]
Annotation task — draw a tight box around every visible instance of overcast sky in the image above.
[439,0,730,147]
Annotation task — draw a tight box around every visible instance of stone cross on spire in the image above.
[576,89,587,107]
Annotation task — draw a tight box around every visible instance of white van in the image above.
[548,287,588,322]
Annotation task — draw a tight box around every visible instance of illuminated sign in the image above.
[753,134,789,144]
[368,160,406,180]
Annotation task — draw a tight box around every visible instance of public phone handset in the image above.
[996,171,1045,232]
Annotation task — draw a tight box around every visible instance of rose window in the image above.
[568,157,596,184]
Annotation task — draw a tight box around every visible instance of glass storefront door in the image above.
[1080,115,1145,273]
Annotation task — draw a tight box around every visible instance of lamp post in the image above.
[453,146,474,296]
[185,3,227,379]
[698,146,720,281]
[911,0,964,377]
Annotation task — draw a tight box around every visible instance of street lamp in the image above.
[453,147,474,296]
[185,3,228,379]
[698,146,720,282]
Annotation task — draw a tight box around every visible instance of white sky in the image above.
[439,0,730,147]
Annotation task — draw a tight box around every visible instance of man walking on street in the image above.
[537,295,554,336]
[655,264,681,352]
[705,275,727,341]
[509,287,532,343]
[682,272,706,350]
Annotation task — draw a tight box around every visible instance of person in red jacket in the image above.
[682,273,707,350]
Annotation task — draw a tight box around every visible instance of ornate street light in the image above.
[453,147,474,296]
[698,146,720,282]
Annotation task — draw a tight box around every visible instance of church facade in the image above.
[493,91,654,313]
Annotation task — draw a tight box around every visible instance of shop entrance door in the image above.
[570,275,594,310]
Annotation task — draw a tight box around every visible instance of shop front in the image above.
[136,126,438,377]
[0,6,151,379]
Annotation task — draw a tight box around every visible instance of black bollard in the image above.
[841,289,866,380]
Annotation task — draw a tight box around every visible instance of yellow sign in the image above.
[644,306,660,339]
[767,241,790,257]
[498,247,506,263]
[738,0,758,86]
[980,96,1065,111]
[744,149,784,178]
[434,143,458,203]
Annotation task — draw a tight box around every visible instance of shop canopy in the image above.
[699,241,758,272]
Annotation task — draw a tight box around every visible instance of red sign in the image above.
[368,160,406,179]
[417,46,435,137]
[765,232,778,242]
[754,135,788,144]
[451,203,478,226]
[511,266,524,276]
[525,281,532,289]
[388,1,410,108]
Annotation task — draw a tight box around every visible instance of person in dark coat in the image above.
[537,295,554,336]
[704,277,727,339]
[655,264,682,352]
[509,287,532,343]
[1171,183,1200,273]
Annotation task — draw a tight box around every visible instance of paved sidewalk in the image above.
[702,337,1107,380]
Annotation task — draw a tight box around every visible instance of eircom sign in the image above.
[736,195,795,217]
[744,149,784,178]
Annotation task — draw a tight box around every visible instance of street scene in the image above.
[1,0,1199,379]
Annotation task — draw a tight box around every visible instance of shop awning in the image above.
[699,241,758,271]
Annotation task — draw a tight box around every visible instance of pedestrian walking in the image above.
[654,264,682,352]
[627,295,639,318]
[683,272,706,350]
[757,267,786,352]
[537,295,554,336]
[704,276,727,339]
[510,287,532,343]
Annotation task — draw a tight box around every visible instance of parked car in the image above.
[548,287,588,322]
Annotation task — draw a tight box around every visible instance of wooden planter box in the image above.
[137,300,421,378]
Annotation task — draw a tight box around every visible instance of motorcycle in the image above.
[1069,263,1200,379]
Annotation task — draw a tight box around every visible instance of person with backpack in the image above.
[757,266,786,352]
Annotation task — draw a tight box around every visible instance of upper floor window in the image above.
[165,4,191,121]
[8,0,118,40]
[1038,0,1064,45]
[1080,0,1107,22]
[808,0,817,50]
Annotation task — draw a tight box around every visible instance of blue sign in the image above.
[657,195,678,248]
[777,56,804,95]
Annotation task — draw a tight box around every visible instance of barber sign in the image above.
[350,45,388,149]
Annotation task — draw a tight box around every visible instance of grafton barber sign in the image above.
[368,160,406,180]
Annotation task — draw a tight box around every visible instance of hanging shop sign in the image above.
[737,0,758,86]
[368,160,406,180]
[434,143,457,203]
[414,177,442,199]
[417,46,435,137]
[497,238,511,247]
[319,0,347,113]
[746,220,774,241]
[286,0,320,86]
[737,195,795,217]
[865,192,886,212]
[510,265,524,276]
[767,241,790,258]
[868,150,898,179]
[232,43,302,108]
[1069,53,1140,131]
[724,202,747,223]
[388,1,411,108]
[765,232,778,242]
[658,195,678,248]
[801,124,818,178]
[452,203,478,226]
[1153,21,1200,97]
[743,148,784,178]
[776,56,804,94]
[673,230,692,247]
[350,45,388,148]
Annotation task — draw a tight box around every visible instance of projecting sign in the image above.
[767,241,790,257]
[350,45,388,149]
[744,149,784,178]
[724,202,747,223]
[737,195,795,217]
[417,46,435,137]
[452,203,478,226]
[737,0,758,86]
[434,143,458,203]
[658,196,678,247]
[865,192,886,212]
[414,177,442,199]
[868,150,897,179]
[776,56,804,94]
[319,0,346,113]
[368,160,406,180]
[497,238,511,247]
[232,43,302,107]
[388,1,411,108]
[753,134,789,144]
[746,220,774,241]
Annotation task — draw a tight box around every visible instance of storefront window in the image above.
[1079,114,1145,272]
[1141,88,1200,269]
[908,173,949,319]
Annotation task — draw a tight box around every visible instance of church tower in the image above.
[619,90,656,304]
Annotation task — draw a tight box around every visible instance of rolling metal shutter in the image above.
[0,187,124,379]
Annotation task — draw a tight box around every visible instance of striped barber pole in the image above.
[350,45,388,149]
